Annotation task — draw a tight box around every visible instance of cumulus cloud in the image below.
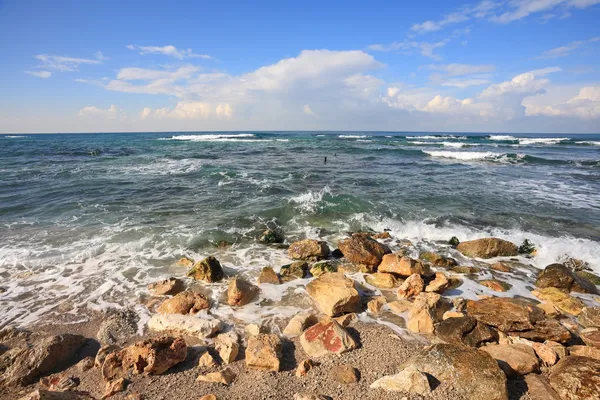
[140,102,233,120]
[25,70,52,78]
[525,86,600,118]
[78,104,119,118]
[126,45,212,60]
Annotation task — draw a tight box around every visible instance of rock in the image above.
[199,395,217,400]
[406,292,451,334]
[449,236,460,246]
[76,356,94,372]
[1,333,86,386]
[581,328,600,348]
[490,262,512,272]
[467,297,543,332]
[259,228,284,244]
[198,351,218,368]
[378,254,429,277]
[450,265,481,274]
[147,278,184,296]
[330,365,359,384]
[19,390,95,400]
[293,394,331,400]
[577,270,600,285]
[370,365,431,395]
[419,252,457,268]
[425,272,449,292]
[569,345,600,360]
[300,319,358,357]
[288,239,329,261]
[296,359,316,377]
[532,287,585,315]
[443,311,465,319]
[372,231,391,239]
[187,256,224,283]
[283,313,318,337]
[214,332,239,364]
[337,233,390,268]
[579,306,600,328]
[549,356,600,400]
[257,267,280,285]
[309,261,336,277]
[305,272,360,316]
[101,336,186,381]
[334,313,357,327]
[481,344,539,377]
[147,314,222,339]
[536,263,597,294]
[367,296,387,314]
[530,342,558,366]
[280,261,309,279]
[479,279,511,292]
[387,300,412,314]
[509,319,572,344]
[402,343,508,400]
[245,323,262,336]
[364,272,398,288]
[97,309,139,346]
[524,374,562,400]
[456,238,518,258]
[245,334,282,372]
[537,302,561,317]
[40,373,79,391]
[176,256,194,268]
[436,316,497,347]
[95,345,120,368]
[397,273,424,298]
[227,277,259,306]
[453,297,467,311]
[156,290,209,315]
[196,368,236,385]
[102,377,125,399]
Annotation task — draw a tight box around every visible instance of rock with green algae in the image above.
[187,256,224,283]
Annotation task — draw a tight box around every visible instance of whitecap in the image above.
[165,134,268,142]
[519,137,570,145]
[576,141,600,146]
[356,139,373,142]
[275,139,290,142]
[4,135,27,138]
[339,135,368,139]
[489,135,517,141]
[424,151,497,161]
[288,186,332,213]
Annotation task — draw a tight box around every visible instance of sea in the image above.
[1,131,599,330]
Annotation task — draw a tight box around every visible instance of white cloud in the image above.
[216,104,233,119]
[410,0,499,34]
[25,70,52,78]
[491,0,600,23]
[126,45,212,60]
[424,63,496,76]
[525,86,600,118]
[368,40,449,60]
[538,36,600,58]
[141,102,233,120]
[441,78,492,88]
[303,104,317,116]
[35,54,101,72]
[78,104,119,118]
[479,67,561,98]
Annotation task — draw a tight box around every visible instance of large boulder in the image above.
[148,277,185,296]
[147,314,222,339]
[481,344,539,377]
[524,375,562,400]
[406,292,451,334]
[401,343,508,400]
[97,308,139,346]
[227,277,259,306]
[397,273,424,298]
[300,319,358,357]
[466,297,543,332]
[259,228,284,244]
[509,319,571,344]
[456,238,518,258]
[0,334,87,386]
[187,256,224,283]
[245,334,282,372]
[536,264,597,294]
[436,316,498,347]
[305,272,360,316]
[156,290,209,315]
[337,233,390,268]
[101,336,187,381]
[549,356,600,400]
[378,254,429,277]
[579,307,600,328]
[531,287,585,315]
[288,239,329,261]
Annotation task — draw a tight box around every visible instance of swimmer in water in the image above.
[324,156,327,164]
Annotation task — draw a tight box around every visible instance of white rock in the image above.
[370,366,431,395]
[147,314,222,339]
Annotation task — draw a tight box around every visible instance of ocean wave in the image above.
[339,135,368,139]
[164,134,269,142]
[519,137,570,145]
[442,142,479,148]
[288,186,332,213]
[120,158,203,175]
[488,135,517,141]
[275,139,290,142]
[356,139,373,142]
[4,135,27,138]
[409,135,466,140]
[424,151,499,161]
[576,141,600,146]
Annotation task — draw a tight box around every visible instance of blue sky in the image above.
[1,0,599,133]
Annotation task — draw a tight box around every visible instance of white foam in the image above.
[489,135,517,141]
[410,135,466,140]
[356,139,373,142]
[424,151,497,161]
[166,134,268,142]
[519,137,570,145]
[288,186,332,213]
[577,141,600,146]
[339,135,368,139]
[275,139,290,142]
[4,135,26,138]
[442,142,479,148]
[119,158,202,175]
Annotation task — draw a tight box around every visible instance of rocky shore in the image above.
[1,231,600,400]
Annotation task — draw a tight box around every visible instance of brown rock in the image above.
[579,306,600,328]
[95,345,119,368]
[532,287,585,315]
[148,278,185,296]
[397,273,424,298]
[18,390,95,400]
[536,302,561,317]
[545,340,568,359]
[568,345,600,360]
[482,344,539,377]
[436,316,497,347]
[257,267,280,285]
[288,239,329,261]
[372,231,391,239]
[330,365,359,384]
[524,374,561,400]
[536,263,597,294]
[280,261,309,280]
[581,328,600,348]
[450,265,481,274]
[227,277,259,306]
[283,313,318,337]
[101,336,186,381]
[550,356,600,400]
[509,319,572,344]
[293,394,330,400]
[40,373,79,391]
[532,342,558,366]
[367,296,387,314]
[187,256,224,283]
[491,262,512,272]
[419,252,457,268]
[196,368,236,385]
[176,256,194,268]
[305,272,360,316]
[102,377,125,399]
[199,395,217,400]
[198,351,218,368]
[333,313,357,327]
[295,359,316,377]
[245,334,282,372]
[364,272,398,288]
[425,272,449,293]
[156,290,209,315]
[387,300,412,314]
[456,238,518,258]
[467,297,543,332]
[300,319,358,357]
[337,233,390,267]
[370,365,431,395]
[479,279,511,292]
[378,254,429,277]
[406,292,451,334]
[76,356,94,372]
[214,332,239,364]
[443,311,465,319]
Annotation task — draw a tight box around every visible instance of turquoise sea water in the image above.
[1,131,599,328]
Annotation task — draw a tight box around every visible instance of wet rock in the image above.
[147,314,222,339]
[481,344,539,377]
[196,368,236,385]
[40,373,80,391]
[466,297,543,332]
[147,278,185,296]
[296,359,317,377]
[372,231,391,239]
[187,256,224,283]
[581,328,600,348]
[176,256,194,268]
[364,272,398,288]
[283,313,318,337]
[549,356,600,400]
[449,236,460,246]
[456,237,518,258]
[524,374,562,400]
[406,292,451,334]
[300,319,358,357]
[568,345,600,360]
[450,265,481,274]
[337,233,390,268]
[227,277,259,306]
[330,365,359,384]
[102,377,125,399]
[419,252,457,268]
[95,345,119,368]
[479,279,511,292]
[198,351,218,368]
[156,290,209,315]
[1,333,86,386]
[245,334,282,372]
[288,239,329,261]
[370,365,431,395]
[425,272,449,292]
[367,296,387,314]
[402,343,507,400]
[576,270,600,285]
[259,228,284,244]
[305,272,360,316]
[257,267,280,285]
[18,390,95,400]
[280,261,309,279]
[536,263,597,294]
[436,316,497,347]
[214,332,239,364]
[101,336,187,381]
[309,261,336,277]
[397,273,424,298]
[97,309,139,346]
[532,287,584,315]
[378,254,429,277]
[490,262,512,272]
[578,306,600,328]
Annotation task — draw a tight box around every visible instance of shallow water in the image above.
[1,131,599,328]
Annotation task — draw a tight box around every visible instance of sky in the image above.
[1,0,599,134]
